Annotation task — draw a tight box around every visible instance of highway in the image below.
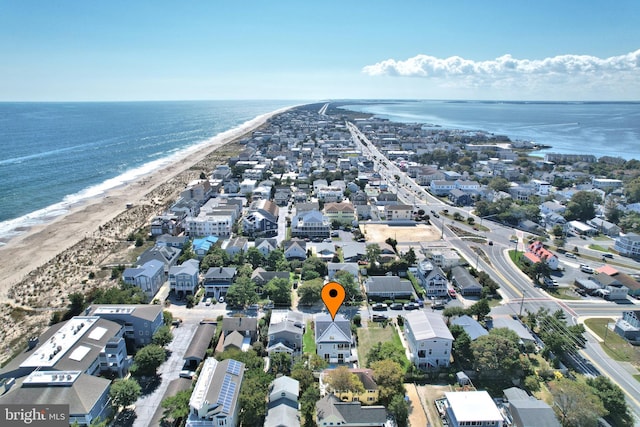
[347,121,640,422]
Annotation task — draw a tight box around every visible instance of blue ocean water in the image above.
[340,100,640,161]
[0,100,296,241]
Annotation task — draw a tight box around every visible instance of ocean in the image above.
[0,100,296,242]
[339,100,640,161]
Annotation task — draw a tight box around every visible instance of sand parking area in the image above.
[360,223,440,244]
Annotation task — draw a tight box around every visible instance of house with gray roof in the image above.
[122,260,165,300]
[315,313,354,364]
[267,311,304,357]
[404,311,453,370]
[491,317,536,345]
[364,276,414,299]
[327,262,359,280]
[451,266,482,296]
[243,199,279,237]
[203,267,237,299]
[254,237,279,257]
[88,304,164,349]
[503,387,560,427]
[451,315,489,341]
[315,394,387,427]
[291,210,330,238]
[183,323,217,370]
[222,317,258,342]
[341,242,367,262]
[284,239,307,261]
[137,244,181,274]
[156,234,189,249]
[169,259,200,297]
[186,358,244,427]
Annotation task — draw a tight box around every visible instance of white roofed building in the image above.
[443,391,504,427]
[404,311,453,370]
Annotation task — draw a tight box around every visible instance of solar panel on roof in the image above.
[226,359,242,376]
[218,374,237,414]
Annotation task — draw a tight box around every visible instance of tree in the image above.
[266,249,287,270]
[225,276,258,308]
[238,371,272,427]
[200,247,230,272]
[269,352,292,375]
[366,341,407,370]
[371,359,404,405]
[403,247,417,266]
[325,366,365,394]
[388,394,410,427]
[564,191,600,222]
[162,310,173,326]
[264,277,292,306]
[152,325,174,347]
[161,389,191,425]
[133,344,166,376]
[245,247,265,269]
[385,237,398,253]
[178,240,196,264]
[334,270,362,304]
[300,385,320,427]
[298,281,323,306]
[65,292,86,320]
[471,329,521,379]
[366,243,381,267]
[449,325,473,368]
[587,376,633,427]
[109,378,141,410]
[549,378,606,427]
[552,225,564,238]
[624,176,640,203]
[291,360,315,394]
[488,177,510,193]
[467,298,491,321]
[302,256,328,278]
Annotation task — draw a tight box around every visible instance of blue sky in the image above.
[1,1,639,101]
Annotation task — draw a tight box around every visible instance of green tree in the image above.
[300,385,321,427]
[449,324,473,368]
[290,360,315,394]
[266,248,286,270]
[302,256,328,278]
[403,247,417,265]
[624,176,640,203]
[467,298,491,321]
[238,370,272,426]
[334,270,362,304]
[586,376,633,427]
[366,243,381,267]
[388,394,410,427]
[109,378,141,410]
[564,191,600,222]
[185,294,196,308]
[65,292,86,320]
[471,329,521,379]
[133,344,166,376]
[552,225,564,237]
[488,177,511,192]
[152,325,174,347]
[162,310,173,326]
[366,341,407,370]
[201,247,230,272]
[269,352,292,376]
[549,378,606,427]
[161,390,191,425]
[90,283,147,304]
[298,281,323,306]
[325,366,365,394]
[385,237,398,253]
[246,247,265,269]
[371,359,405,405]
[225,276,258,308]
[264,277,292,306]
[178,240,196,263]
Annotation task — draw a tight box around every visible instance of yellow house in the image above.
[323,368,379,405]
[323,202,356,226]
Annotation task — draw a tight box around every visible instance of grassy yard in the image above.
[356,322,409,369]
[588,244,609,252]
[545,287,581,300]
[303,320,316,355]
[584,318,640,366]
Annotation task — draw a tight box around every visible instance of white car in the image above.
[580,264,594,274]
[565,252,577,259]
[205,298,212,306]
[179,370,195,379]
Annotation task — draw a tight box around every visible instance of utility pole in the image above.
[519,290,526,317]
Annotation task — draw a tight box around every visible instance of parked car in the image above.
[448,289,457,298]
[372,314,388,322]
[372,303,387,311]
[248,304,260,310]
[488,241,494,246]
[565,252,577,258]
[580,264,594,274]
[389,303,404,310]
[205,298,212,306]
[404,302,419,310]
[602,253,613,259]
[179,370,195,379]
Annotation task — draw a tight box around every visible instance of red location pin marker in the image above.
[322,281,346,321]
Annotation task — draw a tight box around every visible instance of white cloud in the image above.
[362,50,640,78]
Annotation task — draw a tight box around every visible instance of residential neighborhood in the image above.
[1,102,639,427]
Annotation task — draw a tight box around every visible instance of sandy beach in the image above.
[0,106,291,364]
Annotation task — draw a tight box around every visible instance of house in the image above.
[443,391,504,427]
[364,276,414,299]
[88,304,164,349]
[451,266,483,296]
[185,211,234,237]
[531,179,551,196]
[614,233,640,258]
[0,371,113,427]
[265,376,300,427]
[451,315,489,341]
[274,187,292,206]
[315,394,387,427]
[540,201,566,216]
[525,241,559,270]
[341,242,367,262]
[324,202,356,225]
[491,317,536,345]
[251,268,290,288]
[221,236,250,258]
[186,358,244,427]
[327,262,359,280]
[565,220,597,236]
[291,210,331,238]
[587,218,621,237]
[151,215,181,236]
[417,261,449,298]
[321,368,379,405]
[317,186,344,203]
[183,323,217,370]
[448,188,473,206]
[309,242,337,261]
[284,239,307,261]
[267,310,304,357]
[404,311,453,370]
[430,180,455,196]
[192,236,219,259]
[156,234,189,249]
[593,266,640,297]
[254,237,279,257]
[503,387,560,427]
[614,310,640,341]
[591,273,629,300]
[122,260,165,300]
[315,313,354,364]
[243,199,279,237]
[169,259,200,297]
[203,267,237,299]
[351,190,371,219]
[137,245,181,274]
[384,204,413,221]
[222,317,259,343]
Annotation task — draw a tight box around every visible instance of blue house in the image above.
[192,235,219,259]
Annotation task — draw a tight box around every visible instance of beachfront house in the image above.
[122,260,165,300]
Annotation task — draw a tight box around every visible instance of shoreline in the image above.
[0,105,293,303]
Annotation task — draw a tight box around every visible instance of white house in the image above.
[614,233,640,258]
[430,180,455,196]
[443,391,504,427]
[187,358,244,427]
[531,179,551,196]
[404,311,453,370]
[315,313,354,364]
[384,204,414,221]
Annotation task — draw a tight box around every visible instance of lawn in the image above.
[356,322,409,369]
[584,318,640,366]
[545,287,581,301]
[588,244,609,252]
[303,320,316,355]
